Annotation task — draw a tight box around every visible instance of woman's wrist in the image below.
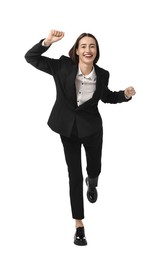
[43,39,51,47]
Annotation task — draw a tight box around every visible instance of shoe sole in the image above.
[74,241,87,246]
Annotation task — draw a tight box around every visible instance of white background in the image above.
[0,0,162,259]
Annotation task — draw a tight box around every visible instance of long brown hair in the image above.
[68,33,100,64]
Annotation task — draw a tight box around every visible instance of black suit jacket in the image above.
[25,39,131,137]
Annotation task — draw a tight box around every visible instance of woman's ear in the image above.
[76,49,78,55]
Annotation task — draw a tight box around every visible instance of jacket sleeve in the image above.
[100,71,132,104]
[24,39,60,75]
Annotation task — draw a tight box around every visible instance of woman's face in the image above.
[76,36,97,65]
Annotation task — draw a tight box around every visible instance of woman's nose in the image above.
[86,46,90,52]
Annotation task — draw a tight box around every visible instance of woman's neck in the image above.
[79,63,93,76]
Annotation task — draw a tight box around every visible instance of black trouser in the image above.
[60,125,103,219]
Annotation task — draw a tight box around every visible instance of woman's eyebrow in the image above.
[80,43,96,46]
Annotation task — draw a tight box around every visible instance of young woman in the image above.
[25,29,136,246]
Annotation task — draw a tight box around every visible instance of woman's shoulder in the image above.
[60,55,73,64]
[94,64,110,77]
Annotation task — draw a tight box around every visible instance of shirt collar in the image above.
[77,66,96,81]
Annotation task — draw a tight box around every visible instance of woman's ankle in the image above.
[75,219,84,228]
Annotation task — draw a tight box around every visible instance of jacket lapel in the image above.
[64,64,78,107]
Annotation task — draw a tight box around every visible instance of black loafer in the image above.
[85,177,98,203]
[74,227,87,246]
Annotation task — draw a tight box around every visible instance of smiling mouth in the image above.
[84,54,93,58]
